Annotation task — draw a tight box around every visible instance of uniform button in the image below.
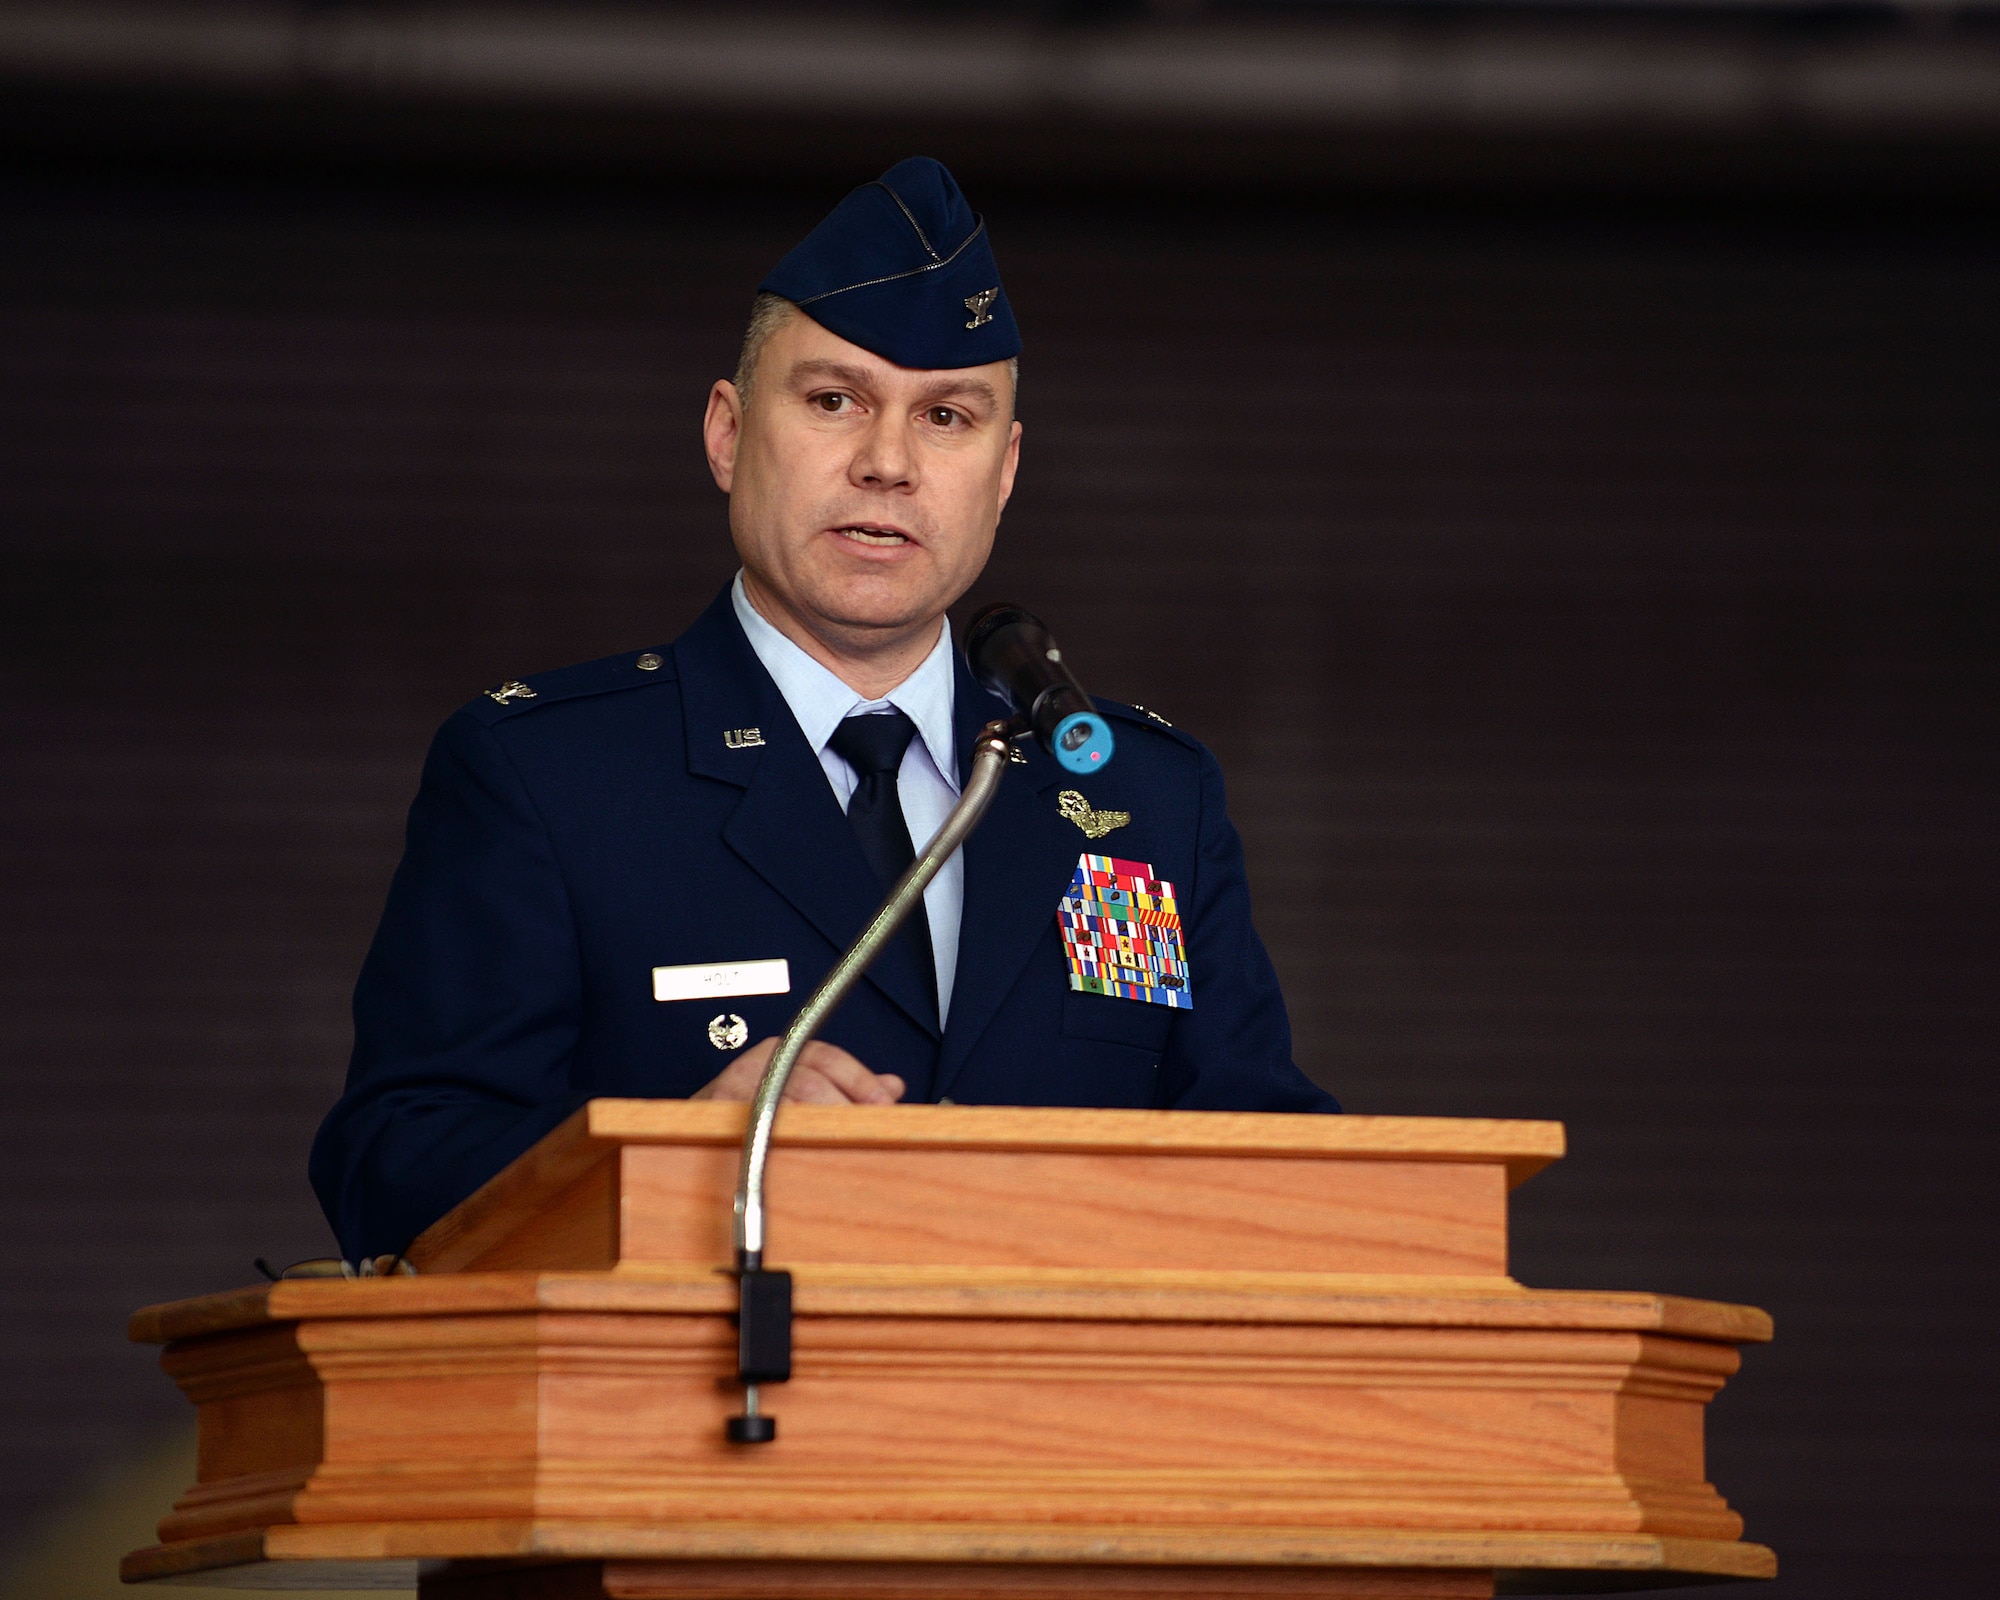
[636,652,663,671]
[937,1096,956,1105]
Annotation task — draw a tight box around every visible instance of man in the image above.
[311,158,1336,1262]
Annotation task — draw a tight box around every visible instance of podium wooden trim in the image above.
[124,1103,1773,1597]
[399,1102,1566,1283]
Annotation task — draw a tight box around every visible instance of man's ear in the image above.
[995,418,1023,516]
[704,380,744,493]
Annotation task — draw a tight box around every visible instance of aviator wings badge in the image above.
[1059,789,1130,841]
[964,288,999,330]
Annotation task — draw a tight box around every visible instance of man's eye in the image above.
[815,393,851,413]
[927,407,960,427]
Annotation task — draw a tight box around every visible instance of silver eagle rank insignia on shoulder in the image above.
[486,680,537,705]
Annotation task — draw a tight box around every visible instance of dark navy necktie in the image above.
[827,710,937,1016]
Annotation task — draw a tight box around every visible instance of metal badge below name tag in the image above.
[653,959,791,1003]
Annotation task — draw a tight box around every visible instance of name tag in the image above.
[652,959,791,1003]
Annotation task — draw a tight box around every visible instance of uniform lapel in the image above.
[674,588,940,1037]
[936,653,1081,1098]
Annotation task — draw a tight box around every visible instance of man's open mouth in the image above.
[832,524,912,547]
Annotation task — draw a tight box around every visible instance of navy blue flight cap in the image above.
[760,157,1021,372]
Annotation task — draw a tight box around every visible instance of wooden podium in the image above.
[123,1101,1774,1597]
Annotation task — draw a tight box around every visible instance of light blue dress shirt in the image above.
[731,572,963,1024]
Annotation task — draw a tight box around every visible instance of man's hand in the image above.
[692,1037,905,1105]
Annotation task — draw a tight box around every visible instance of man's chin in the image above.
[811,600,947,642]
[796,571,954,639]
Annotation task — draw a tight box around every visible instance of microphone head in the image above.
[964,602,1037,691]
[966,602,1115,773]
[1049,708,1115,775]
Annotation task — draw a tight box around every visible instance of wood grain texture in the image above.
[616,1146,1507,1276]
[133,1271,1773,1346]
[121,1524,1776,1583]
[412,1104,1557,1277]
[134,1283,1761,1549]
[572,1103,1565,1168]
[469,1158,620,1275]
[126,1113,1767,1593]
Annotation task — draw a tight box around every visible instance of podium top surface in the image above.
[386,1102,1565,1280]
[544,1100,1564,1175]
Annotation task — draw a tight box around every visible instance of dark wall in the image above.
[1,175,1994,1595]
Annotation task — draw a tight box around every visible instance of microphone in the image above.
[965,603,1115,775]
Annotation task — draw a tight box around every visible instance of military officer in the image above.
[311,157,1337,1262]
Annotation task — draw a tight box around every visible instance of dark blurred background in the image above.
[1,2,1996,1596]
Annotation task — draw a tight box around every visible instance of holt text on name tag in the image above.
[652,959,791,1004]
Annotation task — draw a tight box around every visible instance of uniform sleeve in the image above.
[309,709,592,1258]
[1155,746,1341,1113]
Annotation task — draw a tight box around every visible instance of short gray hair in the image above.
[732,292,800,408]
[732,291,1019,415]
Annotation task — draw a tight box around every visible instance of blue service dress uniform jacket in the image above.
[310,586,1339,1259]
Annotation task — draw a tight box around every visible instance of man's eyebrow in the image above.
[914,375,999,411]
[785,358,875,390]
[784,359,1000,412]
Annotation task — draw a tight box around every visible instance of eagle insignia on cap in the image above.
[963,288,999,330]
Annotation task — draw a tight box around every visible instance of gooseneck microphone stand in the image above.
[725,716,1023,1443]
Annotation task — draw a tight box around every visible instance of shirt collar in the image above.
[731,571,959,790]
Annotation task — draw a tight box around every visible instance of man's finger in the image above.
[780,1065,858,1105]
[691,1037,777,1101]
[700,1037,905,1105]
[781,1064,908,1105]
[799,1040,905,1103]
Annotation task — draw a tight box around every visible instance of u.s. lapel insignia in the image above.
[486,679,537,704]
[1057,854,1192,1011]
[1058,789,1130,840]
[1007,742,1029,766]
[963,288,999,330]
[723,727,765,750]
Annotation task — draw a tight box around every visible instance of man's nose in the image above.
[850,413,917,491]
